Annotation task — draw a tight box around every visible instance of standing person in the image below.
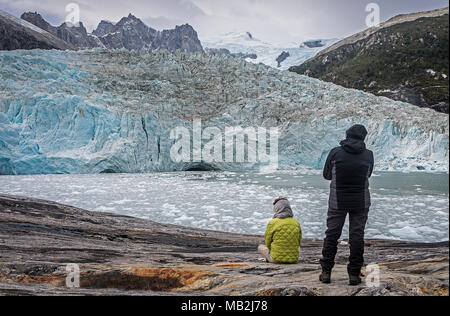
[319,125,374,286]
[258,197,302,264]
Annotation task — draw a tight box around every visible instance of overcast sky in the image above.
[1,0,448,44]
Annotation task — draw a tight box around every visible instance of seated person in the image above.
[258,197,302,264]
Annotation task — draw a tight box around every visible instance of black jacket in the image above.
[323,126,374,210]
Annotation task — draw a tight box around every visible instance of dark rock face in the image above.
[150,24,203,53]
[206,47,232,55]
[206,47,257,60]
[21,12,103,49]
[0,10,76,51]
[20,12,57,35]
[276,51,290,67]
[301,40,325,48]
[0,194,448,296]
[56,22,105,49]
[91,20,117,38]
[290,13,449,114]
[95,14,158,50]
[232,52,257,60]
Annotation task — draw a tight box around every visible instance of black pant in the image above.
[320,208,369,276]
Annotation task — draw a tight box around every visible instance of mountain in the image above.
[91,14,158,50]
[0,49,447,175]
[289,8,449,113]
[21,12,104,49]
[201,32,338,70]
[0,10,76,51]
[148,23,203,52]
[21,12,203,53]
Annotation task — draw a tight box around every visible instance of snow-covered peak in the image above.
[201,31,339,70]
[202,31,271,48]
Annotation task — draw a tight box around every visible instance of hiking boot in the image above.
[319,271,331,284]
[349,274,362,286]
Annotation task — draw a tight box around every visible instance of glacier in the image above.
[0,49,448,175]
[201,32,339,70]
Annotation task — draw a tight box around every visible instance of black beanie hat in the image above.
[346,124,368,140]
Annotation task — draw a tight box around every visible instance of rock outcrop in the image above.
[150,24,203,53]
[0,10,76,51]
[20,12,57,35]
[205,47,257,60]
[301,40,325,48]
[53,22,105,49]
[276,51,290,67]
[0,194,448,296]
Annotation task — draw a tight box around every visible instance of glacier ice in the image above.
[0,49,448,175]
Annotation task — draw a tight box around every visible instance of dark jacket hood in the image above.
[340,125,368,154]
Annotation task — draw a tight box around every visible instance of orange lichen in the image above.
[0,267,212,292]
[129,268,208,287]
[420,287,449,296]
[253,288,282,296]
[215,264,249,268]
[76,268,211,291]
[2,274,64,286]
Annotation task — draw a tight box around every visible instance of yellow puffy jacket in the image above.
[265,217,302,263]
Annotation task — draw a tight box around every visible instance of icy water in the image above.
[0,171,448,242]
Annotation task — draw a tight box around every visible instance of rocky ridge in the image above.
[20,12,203,53]
[0,10,76,51]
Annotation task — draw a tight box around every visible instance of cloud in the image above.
[0,0,205,30]
[194,0,449,42]
[0,0,448,44]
